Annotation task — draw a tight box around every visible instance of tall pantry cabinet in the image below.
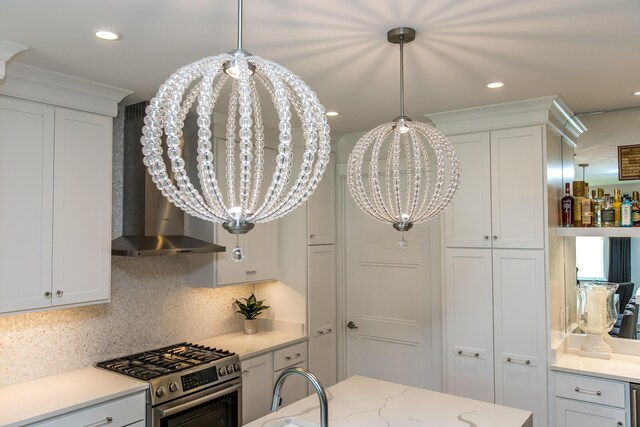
[430,96,583,427]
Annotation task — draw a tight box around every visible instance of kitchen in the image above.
[1,1,640,426]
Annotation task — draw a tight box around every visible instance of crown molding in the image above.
[0,62,132,117]
[0,39,29,79]
[426,95,587,143]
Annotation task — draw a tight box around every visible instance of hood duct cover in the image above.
[111,101,225,256]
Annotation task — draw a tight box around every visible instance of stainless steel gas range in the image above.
[97,343,241,427]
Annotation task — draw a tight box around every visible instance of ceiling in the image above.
[1,0,639,136]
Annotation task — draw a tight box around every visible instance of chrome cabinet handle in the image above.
[310,234,316,239]
[56,290,63,297]
[507,357,531,365]
[347,321,358,329]
[574,386,602,396]
[318,330,325,334]
[284,353,301,361]
[242,369,249,375]
[483,235,489,240]
[106,417,113,423]
[44,291,51,298]
[457,350,480,357]
[492,235,498,240]
[617,422,623,427]
[86,416,113,426]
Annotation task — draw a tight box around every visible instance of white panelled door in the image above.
[344,192,432,388]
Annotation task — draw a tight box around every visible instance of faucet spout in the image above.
[271,367,328,427]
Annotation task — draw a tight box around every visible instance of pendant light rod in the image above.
[237,0,244,51]
[399,38,405,117]
[387,27,416,119]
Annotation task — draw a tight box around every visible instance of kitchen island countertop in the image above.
[243,375,533,427]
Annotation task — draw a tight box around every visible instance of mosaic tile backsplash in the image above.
[0,244,253,387]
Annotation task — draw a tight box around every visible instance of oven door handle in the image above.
[157,382,242,417]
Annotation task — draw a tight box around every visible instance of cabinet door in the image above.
[555,398,626,427]
[307,152,335,245]
[0,97,54,313]
[490,126,544,249]
[444,132,492,248]
[493,249,547,427]
[52,108,111,306]
[444,248,494,402]
[274,360,309,409]
[216,228,253,285]
[251,220,278,282]
[308,245,336,388]
[241,353,273,424]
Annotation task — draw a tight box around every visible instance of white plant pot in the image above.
[244,319,258,335]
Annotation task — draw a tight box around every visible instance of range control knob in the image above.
[169,382,179,392]
[156,386,166,397]
[226,365,234,374]
[219,367,227,376]
[234,363,241,372]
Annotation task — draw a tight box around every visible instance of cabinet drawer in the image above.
[273,342,307,371]
[554,372,626,408]
[31,391,145,427]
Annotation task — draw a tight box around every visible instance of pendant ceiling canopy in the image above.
[141,0,331,240]
[347,27,460,244]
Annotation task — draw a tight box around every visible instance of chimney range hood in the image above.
[111,101,225,257]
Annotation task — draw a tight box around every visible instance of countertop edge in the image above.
[550,363,638,383]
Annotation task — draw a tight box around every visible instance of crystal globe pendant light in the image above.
[347,27,460,247]
[141,0,331,261]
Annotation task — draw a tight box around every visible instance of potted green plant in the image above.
[234,293,270,334]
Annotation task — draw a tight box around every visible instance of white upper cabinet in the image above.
[0,97,112,313]
[444,126,544,249]
[0,97,55,313]
[445,132,492,247]
[490,127,544,249]
[52,108,112,306]
[307,153,335,245]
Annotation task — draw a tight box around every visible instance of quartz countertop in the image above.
[551,348,640,382]
[0,329,305,426]
[0,367,148,427]
[243,375,533,427]
[200,330,307,360]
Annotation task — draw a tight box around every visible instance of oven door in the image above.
[151,378,242,427]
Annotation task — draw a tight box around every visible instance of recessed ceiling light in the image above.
[634,91,640,96]
[325,111,339,117]
[94,30,122,41]
[486,81,505,89]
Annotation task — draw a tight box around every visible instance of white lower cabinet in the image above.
[241,341,309,424]
[444,248,547,426]
[241,353,274,424]
[554,372,627,427]
[28,391,145,426]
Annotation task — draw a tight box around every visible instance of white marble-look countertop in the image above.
[551,348,640,382]
[200,330,307,360]
[0,367,148,427]
[243,376,533,427]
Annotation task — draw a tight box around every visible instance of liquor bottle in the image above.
[613,188,622,226]
[621,194,633,227]
[581,183,592,227]
[602,194,615,227]
[561,183,574,227]
[632,191,640,227]
[594,188,605,227]
[573,181,584,227]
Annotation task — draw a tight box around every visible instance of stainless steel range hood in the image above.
[111,101,225,257]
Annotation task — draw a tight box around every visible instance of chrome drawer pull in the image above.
[284,352,301,360]
[574,386,602,396]
[457,350,480,357]
[506,357,531,365]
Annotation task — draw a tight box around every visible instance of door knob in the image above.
[347,321,358,329]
